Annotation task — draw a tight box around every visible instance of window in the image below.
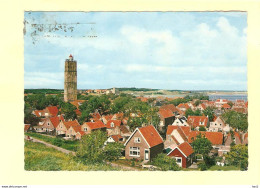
[129,147,140,157]
[111,122,114,128]
[47,122,50,126]
[84,127,87,132]
[134,137,141,143]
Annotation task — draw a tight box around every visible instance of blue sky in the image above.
[24,12,247,90]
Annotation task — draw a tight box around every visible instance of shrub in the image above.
[104,142,124,162]
[198,162,208,171]
[152,153,180,171]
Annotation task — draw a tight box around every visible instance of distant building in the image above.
[64,54,77,102]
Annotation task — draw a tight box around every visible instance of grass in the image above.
[24,140,124,171]
[208,165,240,171]
[25,132,79,151]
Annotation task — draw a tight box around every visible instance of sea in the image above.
[142,94,248,101]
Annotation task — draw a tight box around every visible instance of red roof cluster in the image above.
[50,115,64,128]
[64,120,80,129]
[46,106,59,117]
[188,131,223,145]
[159,108,174,119]
[106,120,121,128]
[111,135,123,142]
[138,125,163,148]
[187,116,208,128]
[85,121,106,130]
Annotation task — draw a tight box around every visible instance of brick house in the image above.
[158,108,175,131]
[56,119,80,136]
[81,121,107,135]
[167,141,194,168]
[124,125,164,162]
[187,116,209,130]
[41,115,64,134]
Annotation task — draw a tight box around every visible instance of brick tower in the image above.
[64,54,77,102]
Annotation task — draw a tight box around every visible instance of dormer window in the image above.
[84,127,87,132]
[134,137,141,143]
[111,122,114,128]
[200,121,204,125]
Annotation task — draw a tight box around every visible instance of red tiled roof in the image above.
[120,125,130,134]
[91,112,101,120]
[167,125,190,142]
[200,103,206,109]
[24,124,30,131]
[50,115,64,128]
[159,108,174,119]
[222,103,231,109]
[187,116,208,128]
[64,120,80,129]
[85,121,106,130]
[113,112,124,120]
[188,131,223,145]
[138,125,163,148]
[111,135,123,142]
[103,115,113,122]
[46,106,59,117]
[177,103,190,110]
[34,110,45,117]
[160,104,178,113]
[177,141,194,157]
[106,120,122,128]
[72,125,82,133]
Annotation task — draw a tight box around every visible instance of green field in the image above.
[208,165,240,171]
[24,140,124,171]
[25,132,79,151]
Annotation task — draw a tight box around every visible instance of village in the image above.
[24,88,248,171]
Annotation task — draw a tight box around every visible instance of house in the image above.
[164,125,190,149]
[242,132,248,145]
[119,125,132,138]
[187,116,209,130]
[102,114,113,125]
[218,145,230,156]
[32,106,59,118]
[41,115,65,134]
[209,116,230,133]
[66,125,85,139]
[56,119,80,136]
[45,106,59,117]
[177,103,190,112]
[158,108,175,131]
[90,111,102,122]
[160,104,179,115]
[222,103,231,110]
[24,124,32,132]
[32,110,45,117]
[124,125,164,162]
[167,141,194,168]
[215,99,228,108]
[188,131,224,149]
[81,121,107,135]
[172,117,189,127]
[224,132,242,146]
[196,103,206,111]
[104,135,124,145]
[106,120,122,136]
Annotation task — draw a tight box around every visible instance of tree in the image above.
[222,110,248,131]
[76,130,107,164]
[79,109,92,124]
[199,126,206,131]
[191,133,212,156]
[152,153,180,171]
[203,107,215,122]
[104,142,124,162]
[60,102,77,120]
[185,108,194,117]
[194,100,201,106]
[24,113,40,126]
[225,144,248,170]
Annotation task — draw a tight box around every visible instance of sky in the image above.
[24,12,247,91]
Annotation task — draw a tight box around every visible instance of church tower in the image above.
[64,54,77,102]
